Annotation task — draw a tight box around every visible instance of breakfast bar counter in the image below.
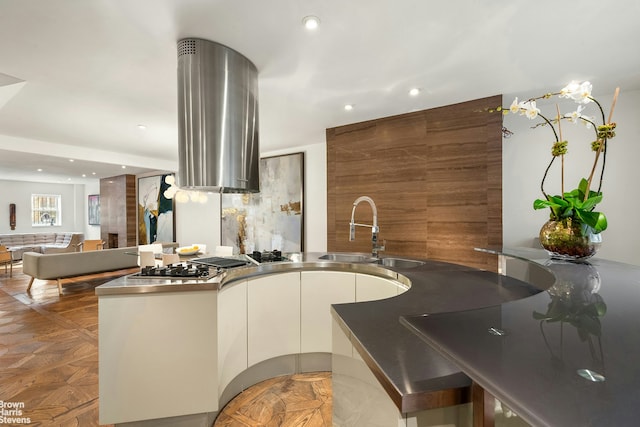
[401,248,640,426]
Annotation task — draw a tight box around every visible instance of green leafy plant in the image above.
[493,81,619,234]
[533,178,607,233]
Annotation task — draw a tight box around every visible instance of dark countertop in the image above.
[330,255,552,413]
[401,248,640,426]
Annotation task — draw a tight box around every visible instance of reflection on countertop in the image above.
[402,248,640,426]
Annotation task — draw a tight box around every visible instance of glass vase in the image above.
[539,218,602,261]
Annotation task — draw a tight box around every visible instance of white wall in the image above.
[175,194,221,252]
[0,179,85,235]
[503,87,640,265]
[174,142,327,254]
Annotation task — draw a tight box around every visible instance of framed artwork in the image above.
[88,194,100,225]
[222,152,304,254]
[138,174,175,244]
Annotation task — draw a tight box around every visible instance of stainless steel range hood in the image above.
[177,38,260,193]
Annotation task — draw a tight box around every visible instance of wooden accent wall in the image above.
[326,95,502,271]
[100,174,137,248]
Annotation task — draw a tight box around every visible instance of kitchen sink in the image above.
[377,257,425,269]
[318,253,378,263]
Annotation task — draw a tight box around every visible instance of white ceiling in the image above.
[1,0,639,184]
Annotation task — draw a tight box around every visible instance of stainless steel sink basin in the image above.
[318,253,378,263]
[377,257,425,268]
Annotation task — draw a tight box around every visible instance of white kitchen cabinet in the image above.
[301,270,356,353]
[99,290,218,424]
[355,273,405,302]
[217,279,248,395]
[247,272,301,367]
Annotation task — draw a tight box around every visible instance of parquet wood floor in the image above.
[213,372,332,427]
[0,262,138,426]
[1,263,333,427]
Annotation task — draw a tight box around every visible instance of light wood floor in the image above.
[0,262,137,426]
[1,263,332,427]
[213,372,332,427]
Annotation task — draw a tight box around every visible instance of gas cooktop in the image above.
[247,250,287,263]
[131,250,289,279]
[135,262,212,278]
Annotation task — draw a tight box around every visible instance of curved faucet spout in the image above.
[349,196,384,256]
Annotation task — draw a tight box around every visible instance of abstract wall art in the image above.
[88,194,100,225]
[221,152,304,254]
[137,174,175,244]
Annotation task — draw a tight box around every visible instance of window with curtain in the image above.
[31,194,62,226]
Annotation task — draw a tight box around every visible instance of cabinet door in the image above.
[217,280,248,394]
[355,273,403,302]
[301,271,356,353]
[99,291,218,424]
[247,272,301,367]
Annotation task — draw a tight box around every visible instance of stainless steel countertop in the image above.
[94,252,404,296]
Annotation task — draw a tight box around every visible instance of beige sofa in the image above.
[23,246,139,295]
[0,232,83,260]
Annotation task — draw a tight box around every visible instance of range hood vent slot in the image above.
[177,38,260,193]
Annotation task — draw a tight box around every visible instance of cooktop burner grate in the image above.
[135,262,211,278]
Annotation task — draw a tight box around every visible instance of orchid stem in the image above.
[584,87,619,200]
[556,105,564,197]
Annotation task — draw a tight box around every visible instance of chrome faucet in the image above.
[349,196,385,257]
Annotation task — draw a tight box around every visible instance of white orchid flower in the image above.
[564,105,585,123]
[575,81,593,104]
[522,101,540,119]
[560,81,581,99]
[510,97,520,114]
[560,81,593,104]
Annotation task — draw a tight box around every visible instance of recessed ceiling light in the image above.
[37,168,43,172]
[137,124,147,130]
[409,88,421,96]
[69,159,74,162]
[92,172,96,175]
[82,174,86,177]
[344,104,354,111]
[121,165,126,169]
[302,15,320,30]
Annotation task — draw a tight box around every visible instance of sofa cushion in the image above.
[55,233,71,245]
[34,233,56,245]
[0,232,84,259]
[0,234,27,246]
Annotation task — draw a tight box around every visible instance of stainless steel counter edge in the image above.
[95,253,411,296]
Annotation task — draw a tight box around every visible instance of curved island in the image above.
[96,252,551,426]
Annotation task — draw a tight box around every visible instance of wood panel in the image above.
[327,96,502,271]
[99,174,137,248]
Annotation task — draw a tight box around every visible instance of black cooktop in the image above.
[190,256,251,269]
[138,262,211,278]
